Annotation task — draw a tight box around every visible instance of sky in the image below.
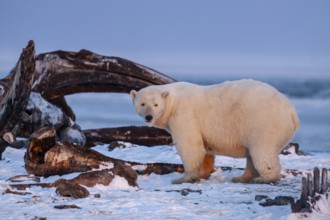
[0,0,329,79]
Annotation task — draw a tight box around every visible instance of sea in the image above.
[64,75,330,153]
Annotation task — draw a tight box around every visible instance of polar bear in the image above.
[130,80,299,184]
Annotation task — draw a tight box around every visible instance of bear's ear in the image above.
[162,91,169,99]
[130,90,137,100]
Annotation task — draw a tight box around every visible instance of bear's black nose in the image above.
[145,115,153,122]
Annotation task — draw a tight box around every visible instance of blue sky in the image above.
[0,0,329,79]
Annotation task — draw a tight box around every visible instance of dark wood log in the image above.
[313,167,320,195]
[84,126,172,148]
[321,168,328,194]
[301,176,308,200]
[0,40,35,159]
[28,126,57,164]
[33,49,175,97]
[55,179,90,198]
[307,173,313,197]
[54,205,81,210]
[7,169,137,197]
[291,167,329,213]
[32,49,175,118]
[67,169,115,187]
[129,161,184,176]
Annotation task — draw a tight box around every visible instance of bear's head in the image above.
[130,86,169,127]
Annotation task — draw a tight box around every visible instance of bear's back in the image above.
[166,80,292,116]
[206,79,289,108]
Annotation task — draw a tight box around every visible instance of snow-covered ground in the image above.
[0,143,329,220]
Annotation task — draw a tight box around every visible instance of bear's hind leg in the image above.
[249,147,281,183]
[232,155,259,183]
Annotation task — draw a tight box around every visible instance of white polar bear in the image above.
[130,80,299,184]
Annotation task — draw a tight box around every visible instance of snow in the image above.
[0,144,329,220]
[108,176,135,190]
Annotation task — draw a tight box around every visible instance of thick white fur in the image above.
[130,80,299,184]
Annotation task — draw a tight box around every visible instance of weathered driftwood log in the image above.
[54,204,81,210]
[20,127,138,197]
[8,169,130,190]
[55,179,90,198]
[1,45,175,146]
[25,127,136,183]
[24,126,183,182]
[32,49,175,119]
[33,49,175,96]
[291,167,329,213]
[0,41,35,159]
[0,44,176,151]
[7,169,136,199]
[84,126,172,148]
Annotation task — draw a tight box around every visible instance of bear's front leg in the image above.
[171,136,208,184]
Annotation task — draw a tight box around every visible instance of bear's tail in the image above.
[291,109,300,132]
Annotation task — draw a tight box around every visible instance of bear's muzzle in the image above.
[145,115,153,122]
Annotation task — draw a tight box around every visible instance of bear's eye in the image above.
[141,103,145,107]
[154,104,158,107]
